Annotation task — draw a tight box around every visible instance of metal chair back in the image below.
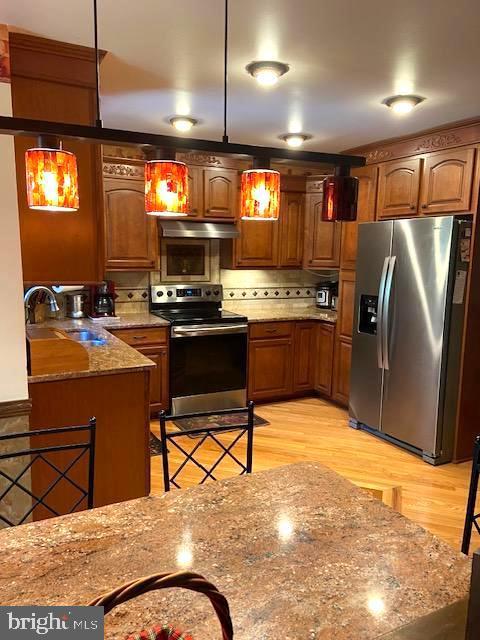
[0,418,96,526]
[462,435,480,555]
[159,401,254,491]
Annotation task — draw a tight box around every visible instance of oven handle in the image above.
[171,324,248,338]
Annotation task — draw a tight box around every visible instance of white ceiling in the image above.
[2,0,480,152]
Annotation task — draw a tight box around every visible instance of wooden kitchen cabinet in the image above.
[10,33,104,284]
[303,192,341,268]
[341,166,378,269]
[314,323,335,396]
[377,158,422,219]
[279,192,304,267]
[248,337,294,401]
[419,147,476,214]
[137,346,169,414]
[103,177,158,270]
[204,168,238,218]
[186,165,204,216]
[234,218,279,267]
[293,322,316,392]
[337,270,356,339]
[332,337,352,406]
[109,327,169,414]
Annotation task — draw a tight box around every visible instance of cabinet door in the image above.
[186,165,203,217]
[337,270,356,339]
[248,338,293,401]
[303,193,341,268]
[293,322,316,392]
[332,337,352,406]
[104,178,157,270]
[279,192,304,267]
[235,219,279,267]
[419,147,476,214]
[341,166,377,269]
[138,346,169,414]
[314,323,335,396]
[204,168,238,218]
[377,158,422,219]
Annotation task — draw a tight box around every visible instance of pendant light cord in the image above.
[222,0,229,143]
[93,0,102,127]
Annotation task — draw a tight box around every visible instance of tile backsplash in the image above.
[107,267,338,314]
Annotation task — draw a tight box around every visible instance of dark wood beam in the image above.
[0,116,366,168]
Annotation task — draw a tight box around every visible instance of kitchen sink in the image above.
[67,330,107,345]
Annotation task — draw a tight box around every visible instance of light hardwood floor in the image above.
[150,396,479,552]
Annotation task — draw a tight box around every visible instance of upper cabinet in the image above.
[278,192,304,268]
[419,147,476,214]
[341,165,378,270]
[186,165,203,217]
[10,34,104,284]
[103,172,158,271]
[234,218,279,267]
[303,187,341,269]
[376,158,422,219]
[203,168,238,218]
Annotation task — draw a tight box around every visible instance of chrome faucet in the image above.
[24,286,60,324]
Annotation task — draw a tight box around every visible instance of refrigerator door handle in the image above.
[382,256,396,370]
[377,257,390,368]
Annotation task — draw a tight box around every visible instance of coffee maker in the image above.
[89,281,116,318]
[316,281,338,309]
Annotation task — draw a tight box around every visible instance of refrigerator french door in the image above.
[349,215,471,465]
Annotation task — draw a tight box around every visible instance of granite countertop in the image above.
[28,314,167,384]
[0,463,470,639]
[223,304,337,323]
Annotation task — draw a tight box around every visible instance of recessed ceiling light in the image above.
[382,94,425,115]
[245,61,289,87]
[279,133,312,148]
[169,116,198,132]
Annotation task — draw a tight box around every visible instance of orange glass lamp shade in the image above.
[145,160,188,216]
[322,175,358,222]
[241,169,280,220]
[25,147,79,212]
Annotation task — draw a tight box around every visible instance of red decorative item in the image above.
[145,160,188,216]
[241,169,280,220]
[321,175,358,222]
[25,147,79,212]
[88,570,233,640]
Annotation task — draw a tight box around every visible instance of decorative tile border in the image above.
[114,287,149,303]
[223,286,316,300]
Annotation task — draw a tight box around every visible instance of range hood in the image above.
[159,220,239,239]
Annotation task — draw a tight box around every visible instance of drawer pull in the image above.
[133,335,147,340]
[265,329,278,333]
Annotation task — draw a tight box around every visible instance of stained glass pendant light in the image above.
[241,162,280,221]
[322,168,359,222]
[25,136,79,212]
[145,149,189,217]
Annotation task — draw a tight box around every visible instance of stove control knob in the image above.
[167,290,173,297]
[213,289,220,296]
[205,290,211,296]
[156,290,164,297]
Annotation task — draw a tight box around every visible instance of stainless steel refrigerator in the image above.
[349,215,472,465]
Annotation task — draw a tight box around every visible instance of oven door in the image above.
[170,324,248,414]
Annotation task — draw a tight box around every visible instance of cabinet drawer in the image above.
[249,322,294,340]
[110,327,169,346]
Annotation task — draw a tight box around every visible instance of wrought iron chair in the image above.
[0,419,96,526]
[159,401,254,491]
[462,435,480,555]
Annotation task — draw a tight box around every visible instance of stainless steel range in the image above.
[150,284,248,415]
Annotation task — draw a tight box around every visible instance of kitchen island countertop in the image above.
[0,462,470,639]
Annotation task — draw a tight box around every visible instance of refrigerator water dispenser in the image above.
[358,295,378,334]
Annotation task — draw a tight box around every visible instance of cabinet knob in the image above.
[421,204,427,209]
[410,205,415,210]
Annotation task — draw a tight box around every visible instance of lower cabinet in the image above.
[332,337,352,406]
[314,323,335,396]
[109,327,169,415]
[248,320,334,403]
[136,345,169,415]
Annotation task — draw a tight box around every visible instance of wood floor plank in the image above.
[150,396,479,552]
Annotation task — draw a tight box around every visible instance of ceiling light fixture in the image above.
[25,136,79,212]
[322,167,359,222]
[280,133,312,148]
[169,116,198,133]
[383,94,425,115]
[246,60,289,87]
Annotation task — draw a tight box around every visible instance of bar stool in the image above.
[462,435,480,555]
